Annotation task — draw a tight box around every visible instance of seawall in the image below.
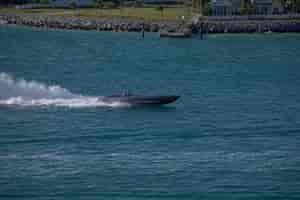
[0,13,179,32]
[1,13,300,34]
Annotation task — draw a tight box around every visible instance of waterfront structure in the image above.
[211,0,283,15]
[211,0,233,15]
[252,0,273,14]
[211,0,241,15]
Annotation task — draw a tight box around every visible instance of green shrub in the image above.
[202,2,212,16]
[69,0,77,9]
[40,0,49,4]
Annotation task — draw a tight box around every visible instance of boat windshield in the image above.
[108,92,133,97]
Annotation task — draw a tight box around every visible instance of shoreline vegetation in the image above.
[1,7,300,35]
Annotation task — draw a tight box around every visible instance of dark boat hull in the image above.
[102,95,180,106]
[159,31,191,38]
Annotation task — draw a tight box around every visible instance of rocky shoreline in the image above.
[1,13,300,34]
[0,13,180,32]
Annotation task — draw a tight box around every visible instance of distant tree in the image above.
[200,0,211,15]
[68,0,80,16]
[202,1,212,16]
[69,0,77,9]
[156,5,164,18]
[192,0,201,13]
[240,0,249,14]
[240,0,254,15]
[293,0,300,12]
[111,0,121,8]
[134,0,142,7]
[40,0,49,4]
[119,0,124,16]
[0,0,36,4]
[283,0,291,12]
[291,0,300,13]
[93,0,103,16]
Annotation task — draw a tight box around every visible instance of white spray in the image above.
[0,72,129,108]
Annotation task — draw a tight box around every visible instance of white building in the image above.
[211,0,281,15]
[252,0,273,14]
[211,0,234,15]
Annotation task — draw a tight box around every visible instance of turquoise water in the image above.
[1,26,300,199]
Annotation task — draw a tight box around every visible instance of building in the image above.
[251,0,273,14]
[211,0,242,15]
[211,0,282,15]
[211,0,234,15]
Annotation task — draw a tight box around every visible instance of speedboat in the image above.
[101,93,180,106]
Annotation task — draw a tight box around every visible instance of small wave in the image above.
[0,72,129,108]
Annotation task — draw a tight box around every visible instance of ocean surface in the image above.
[1,26,300,200]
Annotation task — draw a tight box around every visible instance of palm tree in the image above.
[157,5,164,19]
[68,0,80,16]
[93,0,104,17]
[192,0,201,14]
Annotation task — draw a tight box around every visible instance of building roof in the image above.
[252,0,272,5]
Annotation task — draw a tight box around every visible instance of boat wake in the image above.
[0,72,129,108]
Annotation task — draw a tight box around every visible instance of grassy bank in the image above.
[0,7,192,21]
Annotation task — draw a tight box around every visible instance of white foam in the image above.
[0,72,129,108]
